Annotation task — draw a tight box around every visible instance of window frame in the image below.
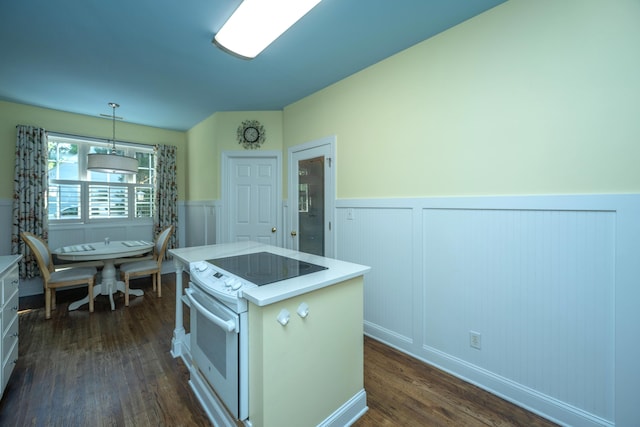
[47,133,156,224]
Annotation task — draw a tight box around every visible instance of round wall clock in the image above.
[237,120,266,149]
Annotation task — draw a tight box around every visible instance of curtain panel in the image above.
[12,125,49,279]
[154,144,178,253]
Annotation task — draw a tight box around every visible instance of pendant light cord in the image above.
[109,102,119,154]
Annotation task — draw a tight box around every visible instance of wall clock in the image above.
[237,120,265,149]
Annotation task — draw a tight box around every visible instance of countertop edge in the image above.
[0,254,23,276]
[241,268,370,307]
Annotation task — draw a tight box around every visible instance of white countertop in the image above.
[0,254,22,276]
[169,242,371,306]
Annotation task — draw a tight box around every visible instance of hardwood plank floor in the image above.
[358,338,556,427]
[0,274,557,427]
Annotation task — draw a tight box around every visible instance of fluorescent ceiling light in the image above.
[213,0,322,59]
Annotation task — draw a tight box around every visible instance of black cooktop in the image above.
[207,251,327,286]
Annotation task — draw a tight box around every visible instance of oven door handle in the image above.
[185,288,238,333]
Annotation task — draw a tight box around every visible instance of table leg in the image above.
[68,259,144,311]
[102,259,117,310]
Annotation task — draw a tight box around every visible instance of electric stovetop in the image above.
[207,251,327,286]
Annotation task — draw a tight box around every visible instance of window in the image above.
[48,134,155,222]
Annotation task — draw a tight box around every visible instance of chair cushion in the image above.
[120,260,158,274]
[49,267,97,284]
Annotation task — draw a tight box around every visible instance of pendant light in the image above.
[87,103,138,174]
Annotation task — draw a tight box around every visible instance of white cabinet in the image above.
[0,255,21,399]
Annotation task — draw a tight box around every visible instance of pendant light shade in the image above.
[87,103,138,174]
[87,151,139,174]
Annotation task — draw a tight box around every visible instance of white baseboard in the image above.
[20,277,43,297]
[317,389,368,427]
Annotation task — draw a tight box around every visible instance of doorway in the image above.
[288,136,335,257]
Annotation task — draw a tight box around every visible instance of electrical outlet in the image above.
[469,331,482,350]
[346,208,355,220]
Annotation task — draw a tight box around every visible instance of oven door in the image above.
[185,285,247,420]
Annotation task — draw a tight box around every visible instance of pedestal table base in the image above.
[68,259,143,311]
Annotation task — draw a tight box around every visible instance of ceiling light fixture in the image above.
[87,103,138,175]
[213,0,322,60]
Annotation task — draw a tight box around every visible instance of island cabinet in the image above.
[0,255,21,399]
[247,276,365,427]
[169,241,370,427]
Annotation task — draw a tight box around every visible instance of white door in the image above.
[288,137,335,257]
[222,152,282,245]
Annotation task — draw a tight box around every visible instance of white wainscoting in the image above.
[49,221,155,249]
[0,199,11,256]
[183,200,219,247]
[336,194,640,427]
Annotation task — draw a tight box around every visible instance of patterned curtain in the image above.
[154,144,178,253]
[12,125,49,279]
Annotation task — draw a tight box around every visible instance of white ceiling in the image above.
[0,0,505,131]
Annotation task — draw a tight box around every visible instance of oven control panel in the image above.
[190,261,256,306]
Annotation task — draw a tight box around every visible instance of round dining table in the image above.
[54,240,154,311]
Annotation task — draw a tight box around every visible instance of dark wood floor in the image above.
[0,274,557,427]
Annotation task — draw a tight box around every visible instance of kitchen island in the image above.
[169,241,370,427]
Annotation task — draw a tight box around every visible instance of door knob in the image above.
[272,227,277,233]
[291,231,297,237]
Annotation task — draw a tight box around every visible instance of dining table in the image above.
[54,240,154,311]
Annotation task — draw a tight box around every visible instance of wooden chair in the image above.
[21,232,97,319]
[120,225,174,306]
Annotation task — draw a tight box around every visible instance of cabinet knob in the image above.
[272,227,277,233]
[297,302,309,318]
[12,332,19,338]
[290,231,297,237]
[277,309,290,326]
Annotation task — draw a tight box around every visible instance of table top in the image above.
[54,240,154,261]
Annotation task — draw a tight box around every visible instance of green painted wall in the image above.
[0,101,283,204]
[186,111,283,201]
[283,0,640,198]
[3,0,638,203]
[0,100,187,200]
